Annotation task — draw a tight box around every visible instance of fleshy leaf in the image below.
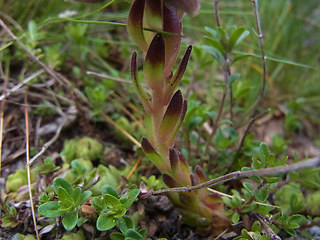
[169,148,179,173]
[131,52,152,113]
[127,0,148,52]
[195,165,206,183]
[141,137,165,169]
[144,34,165,93]
[158,90,183,142]
[162,174,179,188]
[190,173,200,186]
[166,0,200,16]
[164,46,192,105]
[166,100,187,147]
[163,3,182,77]
[145,0,163,31]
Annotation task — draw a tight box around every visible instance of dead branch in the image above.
[141,156,320,198]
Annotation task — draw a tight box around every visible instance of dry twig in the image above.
[240,0,266,123]
[141,156,320,198]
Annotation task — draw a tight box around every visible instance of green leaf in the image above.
[38,201,65,218]
[243,182,253,194]
[204,26,219,39]
[228,73,241,85]
[80,191,92,206]
[228,27,249,51]
[91,197,105,212]
[204,37,225,55]
[125,229,144,240]
[96,213,117,231]
[72,187,82,206]
[118,216,135,234]
[103,194,122,208]
[1,214,18,228]
[232,212,240,224]
[259,142,270,165]
[254,188,268,203]
[53,177,73,196]
[217,27,228,46]
[110,232,125,240]
[138,228,147,237]
[62,210,78,231]
[232,53,252,64]
[57,187,73,207]
[202,45,223,65]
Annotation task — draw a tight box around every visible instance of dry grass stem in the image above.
[86,71,132,84]
[24,94,40,240]
[0,76,8,178]
[207,188,280,209]
[100,112,141,147]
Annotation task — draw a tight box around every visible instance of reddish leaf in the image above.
[127,0,148,51]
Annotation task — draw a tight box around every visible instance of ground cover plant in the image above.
[0,0,320,239]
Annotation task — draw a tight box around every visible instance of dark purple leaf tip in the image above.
[169,148,179,169]
[146,34,165,66]
[141,137,155,154]
[163,174,178,188]
[165,90,183,116]
[190,173,200,186]
[195,165,206,182]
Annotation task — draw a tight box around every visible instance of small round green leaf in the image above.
[62,210,78,231]
[38,201,65,218]
[97,214,117,231]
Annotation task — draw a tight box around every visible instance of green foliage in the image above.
[61,137,103,163]
[1,197,18,228]
[110,216,166,240]
[38,177,92,231]
[91,185,139,231]
[36,157,60,175]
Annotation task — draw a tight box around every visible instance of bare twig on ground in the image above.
[255,214,281,240]
[0,70,44,101]
[24,93,40,240]
[141,156,320,198]
[27,106,76,166]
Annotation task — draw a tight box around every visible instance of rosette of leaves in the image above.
[38,177,92,231]
[91,186,140,231]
